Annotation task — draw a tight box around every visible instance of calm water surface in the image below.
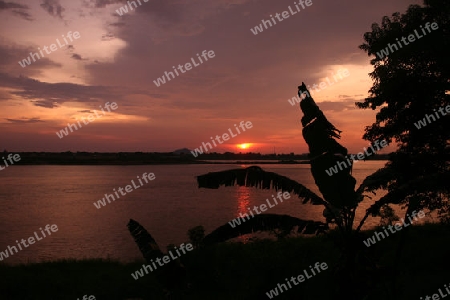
[0,162,396,264]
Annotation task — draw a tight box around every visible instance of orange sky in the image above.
[0,0,422,154]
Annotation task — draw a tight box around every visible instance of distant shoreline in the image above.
[10,161,312,166]
[1,152,389,166]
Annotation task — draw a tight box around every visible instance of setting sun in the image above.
[237,143,251,150]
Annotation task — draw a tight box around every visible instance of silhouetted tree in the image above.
[357,0,450,223]
[357,2,450,296]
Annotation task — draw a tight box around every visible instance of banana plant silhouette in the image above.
[197,83,361,239]
[127,83,386,298]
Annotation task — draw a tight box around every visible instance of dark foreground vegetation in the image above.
[1,223,449,300]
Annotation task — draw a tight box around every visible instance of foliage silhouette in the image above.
[127,219,186,295]
[357,2,450,294]
[202,213,328,245]
[357,0,450,221]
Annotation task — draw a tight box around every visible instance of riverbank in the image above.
[0,223,448,299]
[2,152,388,165]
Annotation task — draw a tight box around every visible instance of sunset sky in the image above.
[0,0,421,154]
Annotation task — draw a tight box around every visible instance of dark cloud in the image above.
[71,53,82,60]
[0,73,122,108]
[100,0,258,44]
[85,0,125,8]
[109,21,125,27]
[31,99,59,108]
[6,117,44,123]
[40,0,65,20]
[101,33,115,41]
[0,1,32,21]
[12,9,32,20]
[0,42,61,77]
[0,0,27,9]
[78,109,93,113]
